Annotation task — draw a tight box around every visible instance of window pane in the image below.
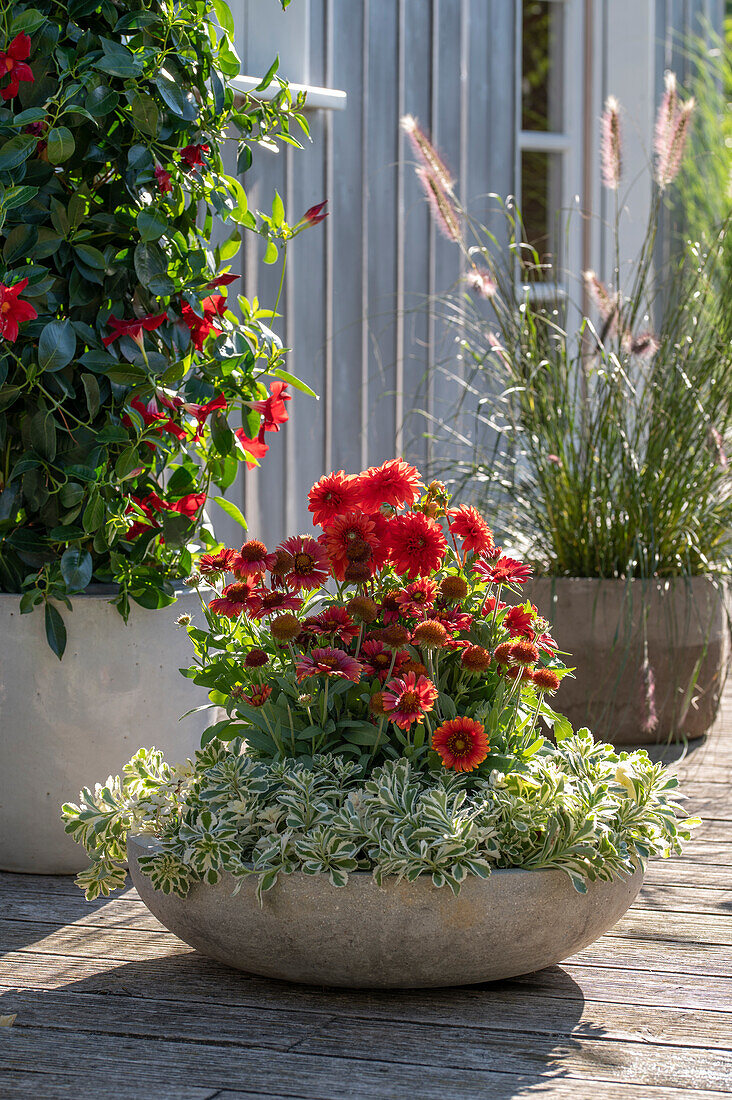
[520,150,563,279]
[522,1,564,132]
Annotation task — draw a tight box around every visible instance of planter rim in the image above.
[528,574,724,584]
[0,583,194,601]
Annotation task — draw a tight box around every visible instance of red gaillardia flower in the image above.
[198,548,238,578]
[532,667,561,694]
[0,34,34,101]
[244,648,269,668]
[154,163,172,193]
[232,539,270,578]
[295,646,363,683]
[493,642,514,666]
[180,142,210,170]
[387,512,447,578]
[440,574,469,601]
[357,458,422,514]
[461,645,491,673]
[395,578,437,618]
[311,606,358,644]
[503,604,535,637]
[208,579,259,618]
[360,641,408,682]
[433,606,473,633]
[279,535,330,591]
[382,671,438,730]
[308,470,364,527]
[474,555,532,585]
[412,619,449,649]
[247,588,303,620]
[103,312,166,348]
[509,639,539,667]
[322,511,381,581]
[245,684,272,707]
[432,717,489,772]
[0,279,37,341]
[270,613,302,643]
[448,505,495,556]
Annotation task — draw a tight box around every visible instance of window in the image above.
[517,0,583,290]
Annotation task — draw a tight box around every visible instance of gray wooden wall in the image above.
[216,0,724,551]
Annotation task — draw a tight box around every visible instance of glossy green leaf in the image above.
[38,321,76,373]
[213,494,247,529]
[60,547,93,591]
[44,602,67,660]
[46,127,76,165]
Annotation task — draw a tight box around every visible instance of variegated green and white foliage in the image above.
[62,731,697,902]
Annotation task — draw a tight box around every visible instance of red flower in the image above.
[303,200,328,225]
[432,717,489,772]
[234,429,269,468]
[310,606,358,644]
[532,668,561,693]
[482,595,507,617]
[245,684,272,707]
[123,396,187,442]
[124,495,159,540]
[395,578,437,618]
[387,512,447,578]
[103,312,166,348]
[279,535,331,591]
[168,492,206,519]
[180,394,227,441]
[181,295,226,350]
[0,34,34,101]
[154,164,172,194]
[357,458,422,514]
[180,142,210,170]
[360,640,409,682]
[232,539,270,578]
[322,511,381,581]
[380,591,402,624]
[247,588,303,620]
[295,646,363,683]
[308,470,364,527]
[382,671,438,730]
[448,505,495,556]
[535,630,558,655]
[0,279,37,341]
[433,606,474,633]
[199,548,238,577]
[209,579,260,618]
[503,604,535,637]
[249,381,291,434]
[474,555,532,585]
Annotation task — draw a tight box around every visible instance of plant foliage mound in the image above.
[0,0,315,655]
[63,460,696,900]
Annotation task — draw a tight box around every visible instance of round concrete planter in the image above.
[0,589,209,875]
[129,834,644,988]
[523,576,730,745]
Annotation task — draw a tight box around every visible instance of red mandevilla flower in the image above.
[103,312,166,348]
[0,279,37,341]
[0,34,34,101]
[248,381,291,434]
[181,295,226,351]
[154,163,172,194]
[180,142,210,170]
[303,200,329,225]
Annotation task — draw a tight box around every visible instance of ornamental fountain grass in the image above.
[0,0,317,871]
[405,75,731,744]
[63,460,696,988]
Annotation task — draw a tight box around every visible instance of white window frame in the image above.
[514,0,584,300]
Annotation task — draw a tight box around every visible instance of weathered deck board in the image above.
[1,692,731,1099]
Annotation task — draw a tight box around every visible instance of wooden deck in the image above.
[1,694,731,1100]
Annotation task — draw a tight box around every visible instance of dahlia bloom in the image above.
[308,471,364,527]
[448,505,494,556]
[387,512,447,578]
[279,535,330,591]
[382,671,438,730]
[432,717,489,772]
[322,512,381,581]
[0,279,37,342]
[503,604,535,637]
[295,647,363,683]
[357,458,422,513]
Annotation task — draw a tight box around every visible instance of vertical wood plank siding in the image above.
[218,1,721,549]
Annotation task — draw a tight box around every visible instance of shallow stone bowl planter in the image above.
[129,835,644,988]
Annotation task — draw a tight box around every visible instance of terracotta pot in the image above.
[0,589,210,874]
[523,576,730,744]
[128,834,643,989]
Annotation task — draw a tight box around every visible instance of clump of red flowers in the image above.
[193,459,570,775]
